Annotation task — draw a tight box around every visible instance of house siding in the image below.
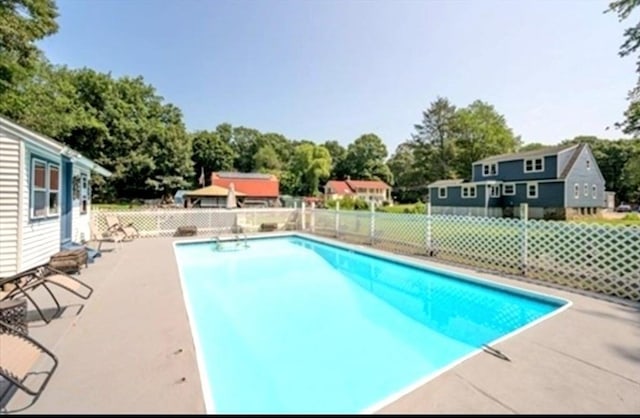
[0,131,20,277]
[20,143,61,272]
[429,185,485,207]
[495,155,558,181]
[500,181,565,207]
[564,146,606,208]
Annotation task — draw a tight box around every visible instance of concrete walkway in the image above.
[3,234,640,414]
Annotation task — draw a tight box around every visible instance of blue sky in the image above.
[39,0,634,153]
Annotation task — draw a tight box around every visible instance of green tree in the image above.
[622,151,640,201]
[191,130,236,181]
[254,144,282,173]
[4,64,194,200]
[323,140,348,179]
[608,0,640,135]
[453,100,520,180]
[411,97,457,180]
[0,0,58,95]
[343,133,393,184]
[386,141,429,202]
[231,126,262,172]
[289,143,332,196]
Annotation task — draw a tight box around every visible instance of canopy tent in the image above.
[184,184,246,198]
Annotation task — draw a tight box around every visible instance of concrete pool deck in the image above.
[2,233,639,414]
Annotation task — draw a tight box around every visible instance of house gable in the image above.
[562,144,606,208]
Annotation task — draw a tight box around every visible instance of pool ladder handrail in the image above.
[212,236,222,250]
[234,233,249,248]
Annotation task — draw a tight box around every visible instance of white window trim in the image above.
[527,182,538,199]
[490,185,500,198]
[461,185,477,199]
[586,159,591,170]
[524,157,544,173]
[30,158,60,220]
[438,187,447,199]
[482,163,498,177]
[503,183,515,196]
[591,184,597,199]
[574,183,580,199]
[583,183,589,197]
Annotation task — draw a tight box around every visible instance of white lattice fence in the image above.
[305,209,640,302]
[430,215,523,274]
[372,212,428,254]
[93,208,300,237]
[527,220,640,300]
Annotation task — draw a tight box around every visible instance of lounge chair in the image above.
[104,215,140,240]
[0,265,94,324]
[89,222,124,251]
[0,319,59,398]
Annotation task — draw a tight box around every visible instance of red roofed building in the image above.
[324,177,392,205]
[211,172,280,207]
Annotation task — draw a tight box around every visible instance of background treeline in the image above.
[1,0,639,204]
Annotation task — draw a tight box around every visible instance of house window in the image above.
[31,158,59,219]
[524,158,544,173]
[461,186,476,198]
[574,183,580,199]
[483,163,498,176]
[592,184,597,199]
[586,159,591,170]
[490,185,500,198]
[583,183,589,197]
[502,183,515,196]
[49,165,59,214]
[527,182,538,199]
[438,187,447,199]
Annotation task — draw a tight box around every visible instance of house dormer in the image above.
[471,144,580,183]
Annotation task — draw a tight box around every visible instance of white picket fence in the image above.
[93,208,300,237]
[92,205,640,302]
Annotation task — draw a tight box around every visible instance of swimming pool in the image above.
[173,234,570,414]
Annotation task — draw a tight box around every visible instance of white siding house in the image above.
[0,116,111,277]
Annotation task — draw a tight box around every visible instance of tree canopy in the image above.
[0,0,638,205]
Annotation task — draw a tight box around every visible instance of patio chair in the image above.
[89,222,124,252]
[0,319,59,398]
[104,215,140,240]
[0,265,94,324]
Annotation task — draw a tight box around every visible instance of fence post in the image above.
[426,202,433,256]
[369,203,375,245]
[310,202,316,233]
[335,201,340,238]
[520,203,528,275]
[301,202,306,230]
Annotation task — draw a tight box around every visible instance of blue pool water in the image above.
[173,236,567,414]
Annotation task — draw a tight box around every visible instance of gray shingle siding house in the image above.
[427,143,606,219]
